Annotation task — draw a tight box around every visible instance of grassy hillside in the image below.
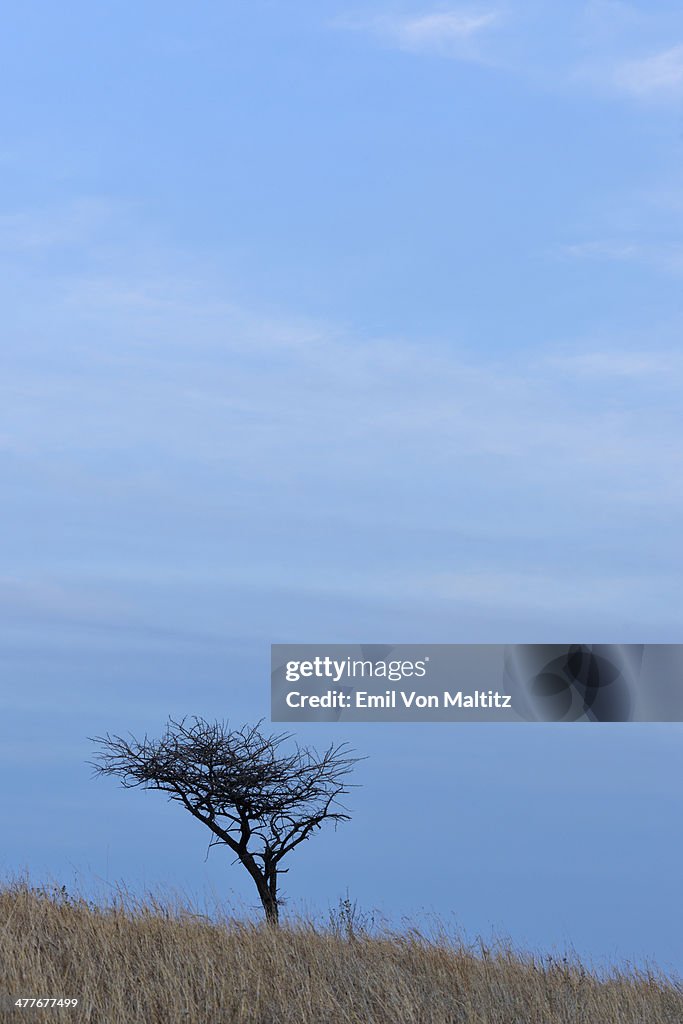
[1,882,681,1023]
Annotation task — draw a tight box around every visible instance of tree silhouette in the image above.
[90,717,360,924]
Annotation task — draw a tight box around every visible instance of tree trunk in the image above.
[260,890,279,925]
[240,850,280,926]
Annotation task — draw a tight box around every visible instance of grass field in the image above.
[1,881,681,1023]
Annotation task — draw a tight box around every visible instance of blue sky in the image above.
[2,0,683,973]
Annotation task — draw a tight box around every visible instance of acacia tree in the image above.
[90,718,359,924]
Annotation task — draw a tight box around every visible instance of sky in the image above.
[1,0,683,975]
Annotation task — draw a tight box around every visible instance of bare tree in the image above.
[90,718,360,924]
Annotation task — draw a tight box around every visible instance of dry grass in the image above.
[1,881,681,1024]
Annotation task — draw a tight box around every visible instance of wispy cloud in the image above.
[542,349,683,380]
[575,42,683,102]
[561,240,640,262]
[612,43,683,98]
[334,8,500,58]
[561,238,683,276]
[0,198,122,252]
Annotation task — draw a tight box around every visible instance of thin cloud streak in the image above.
[542,349,683,379]
[612,43,683,98]
[573,35,683,103]
[333,8,500,57]
[561,238,683,276]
